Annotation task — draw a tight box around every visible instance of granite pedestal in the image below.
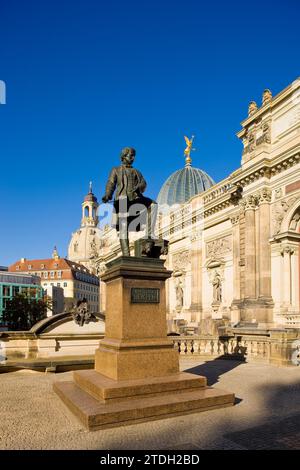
[54,256,234,430]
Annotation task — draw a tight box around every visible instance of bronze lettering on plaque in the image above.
[131,288,160,304]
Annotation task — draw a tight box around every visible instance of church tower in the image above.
[81,182,99,227]
[68,182,102,273]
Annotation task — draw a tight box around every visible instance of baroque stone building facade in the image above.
[69,78,300,333]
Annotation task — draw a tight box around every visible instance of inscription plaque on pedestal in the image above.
[131,287,160,304]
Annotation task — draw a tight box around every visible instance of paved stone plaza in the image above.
[1,358,300,450]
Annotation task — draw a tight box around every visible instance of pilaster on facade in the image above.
[230,212,241,322]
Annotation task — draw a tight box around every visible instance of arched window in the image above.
[92,207,96,218]
[84,206,89,217]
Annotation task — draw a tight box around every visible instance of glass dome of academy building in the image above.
[157,136,215,207]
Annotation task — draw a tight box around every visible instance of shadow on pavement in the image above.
[185,358,245,387]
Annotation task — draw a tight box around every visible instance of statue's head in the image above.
[120,147,136,166]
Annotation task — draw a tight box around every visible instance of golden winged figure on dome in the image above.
[184,135,195,166]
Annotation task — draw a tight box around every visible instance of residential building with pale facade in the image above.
[9,249,100,313]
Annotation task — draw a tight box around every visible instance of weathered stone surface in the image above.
[73,369,207,401]
[54,380,234,430]
[54,256,234,429]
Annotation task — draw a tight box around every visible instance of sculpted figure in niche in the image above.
[290,212,300,231]
[212,271,222,303]
[175,279,184,310]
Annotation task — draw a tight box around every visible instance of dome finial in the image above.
[184,135,195,166]
[89,181,93,193]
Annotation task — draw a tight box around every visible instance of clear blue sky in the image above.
[0,0,299,266]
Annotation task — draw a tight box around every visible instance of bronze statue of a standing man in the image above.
[102,147,157,256]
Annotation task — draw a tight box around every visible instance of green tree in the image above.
[3,294,51,331]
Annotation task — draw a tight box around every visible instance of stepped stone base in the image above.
[54,370,234,430]
[54,257,235,430]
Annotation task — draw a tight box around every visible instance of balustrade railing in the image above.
[169,335,270,362]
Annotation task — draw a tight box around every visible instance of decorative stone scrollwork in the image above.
[256,121,272,146]
[280,245,295,256]
[190,230,202,242]
[258,188,272,205]
[230,214,240,226]
[71,300,96,327]
[241,195,258,212]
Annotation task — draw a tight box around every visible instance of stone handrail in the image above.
[202,179,232,204]
[169,335,271,361]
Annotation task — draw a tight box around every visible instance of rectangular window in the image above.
[50,271,54,278]
[43,272,48,279]
[57,271,62,278]
[57,283,61,287]
[63,282,67,287]
[12,286,20,296]
[2,285,10,297]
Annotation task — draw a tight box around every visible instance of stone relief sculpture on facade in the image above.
[89,237,100,259]
[274,188,283,199]
[272,196,298,235]
[262,122,271,144]
[172,250,191,274]
[206,235,232,258]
